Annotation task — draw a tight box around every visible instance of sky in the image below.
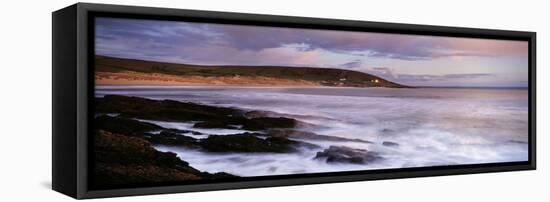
[95,17,529,87]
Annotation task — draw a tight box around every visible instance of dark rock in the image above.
[198,134,299,153]
[244,110,281,118]
[245,110,323,125]
[96,95,302,131]
[193,121,238,129]
[163,128,204,136]
[242,117,296,130]
[94,95,324,153]
[147,130,318,153]
[93,130,236,188]
[145,131,199,147]
[314,146,383,164]
[96,95,244,123]
[95,115,163,137]
[266,129,371,143]
[382,141,399,147]
[234,132,268,136]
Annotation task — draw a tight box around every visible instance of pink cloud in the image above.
[440,37,528,57]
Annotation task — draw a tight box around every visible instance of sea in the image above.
[95,86,529,177]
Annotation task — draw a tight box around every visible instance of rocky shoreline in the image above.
[93,130,234,188]
[93,95,384,187]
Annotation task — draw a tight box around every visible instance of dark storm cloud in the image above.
[96,18,214,46]
[95,17,222,62]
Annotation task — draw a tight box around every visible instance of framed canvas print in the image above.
[52,3,536,199]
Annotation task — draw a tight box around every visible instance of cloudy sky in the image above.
[95,17,529,87]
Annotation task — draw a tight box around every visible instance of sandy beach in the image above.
[95,70,319,86]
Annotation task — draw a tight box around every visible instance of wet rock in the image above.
[145,131,199,147]
[96,95,244,123]
[314,146,383,164]
[267,129,371,143]
[198,134,300,153]
[245,110,285,118]
[96,95,302,131]
[193,121,238,129]
[382,141,399,147]
[95,115,163,137]
[94,95,323,153]
[93,130,235,188]
[244,110,320,127]
[163,128,204,136]
[242,117,296,130]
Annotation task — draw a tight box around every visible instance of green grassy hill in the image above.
[95,55,408,88]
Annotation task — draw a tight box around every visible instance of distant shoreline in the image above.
[95,55,409,88]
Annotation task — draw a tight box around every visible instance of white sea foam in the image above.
[138,119,251,136]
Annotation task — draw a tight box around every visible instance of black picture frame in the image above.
[52,3,536,199]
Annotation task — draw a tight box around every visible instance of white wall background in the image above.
[0,0,546,201]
